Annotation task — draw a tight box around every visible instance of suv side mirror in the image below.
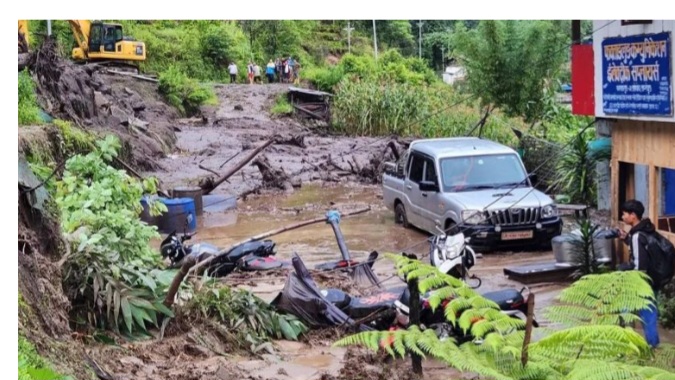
[419,181,439,192]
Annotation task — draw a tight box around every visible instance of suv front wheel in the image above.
[395,203,409,228]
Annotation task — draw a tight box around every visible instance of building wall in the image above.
[610,120,675,259]
[593,20,675,122]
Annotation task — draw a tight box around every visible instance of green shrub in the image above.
[271,94,293,116]
[302,66,345,92]
[158,66,217,116]
[19,70,42,126]
[658,282,675,329]
[19,335,69,380]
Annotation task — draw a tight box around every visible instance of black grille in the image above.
[485,207,540,226]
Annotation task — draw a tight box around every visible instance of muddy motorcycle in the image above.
[272,254,538,339]
[160,230,288,277]
[320,279,538,333]
[429,225,478,281]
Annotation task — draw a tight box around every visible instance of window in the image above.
[424,158,437,184]
[408,154,425,183]
[408,154,436,184]
[439,154,527,192]
[658,167,675,233]
[617,162,650,220]
[114,26,123,42]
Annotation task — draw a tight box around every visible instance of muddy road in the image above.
[134,82,580,379]
[147,83,390,197]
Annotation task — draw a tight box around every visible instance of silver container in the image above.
[553,229,614,266]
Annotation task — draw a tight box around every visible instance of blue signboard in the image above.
[602,32,672,116]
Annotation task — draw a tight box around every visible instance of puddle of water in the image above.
[291,354,336,369]
[193,183,430,262]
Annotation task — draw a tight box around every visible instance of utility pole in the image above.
[417,20,424,59]
[373,20,378,61]
[47,20,52,36]
[344,21,354,53]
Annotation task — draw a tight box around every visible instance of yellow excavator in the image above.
[18,20,29,53]
[18,20,146,71]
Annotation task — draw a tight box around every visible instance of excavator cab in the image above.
[70,20,146,70]
[90,23,123,53]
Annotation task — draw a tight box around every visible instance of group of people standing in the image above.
[227,56,300,84]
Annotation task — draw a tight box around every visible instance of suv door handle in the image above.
[406,185,412,190]
[421,193,428,197]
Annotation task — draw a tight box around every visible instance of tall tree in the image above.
[453,20,568,122]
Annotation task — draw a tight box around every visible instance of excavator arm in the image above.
[68,20,92,59]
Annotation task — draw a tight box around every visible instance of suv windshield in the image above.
[439,153,528,192]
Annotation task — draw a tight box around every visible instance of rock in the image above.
[99,84,112,95]
[119,356,145,367]
[129,94,146,111]
[124,87,135,96]
[94,91,110,108]
[184,344,211,357]
[234,104,244,111]
[110,105,129,126]
[198,148,216,156]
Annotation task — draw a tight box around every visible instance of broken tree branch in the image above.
[198,164,221,176]
[103,69,159,83]
[201,138,276,195]
[219,150,242,169]
[188,206,371,275]
[163,256,197,309]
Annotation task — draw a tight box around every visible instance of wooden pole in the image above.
[188,206,371,275]
[408,276,423,376]
[201,138,276,195]
[521,292,535,367]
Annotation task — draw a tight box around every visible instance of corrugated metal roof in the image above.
[288,86,333,97]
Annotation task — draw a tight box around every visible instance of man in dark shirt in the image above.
[618,199,660,348]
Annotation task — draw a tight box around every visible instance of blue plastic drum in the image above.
[157,197,197,233]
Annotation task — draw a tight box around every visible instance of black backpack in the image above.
[644,232,675,290]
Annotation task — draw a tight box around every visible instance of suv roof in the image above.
[409,137,516,159]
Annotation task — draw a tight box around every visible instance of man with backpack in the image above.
[618,199,675,348]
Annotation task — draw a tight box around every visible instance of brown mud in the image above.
[25,38,178,170]
[144,83,401,197]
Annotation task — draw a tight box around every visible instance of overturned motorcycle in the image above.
[272,253,537,340]
[160,230,289,276]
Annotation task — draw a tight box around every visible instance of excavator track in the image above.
[76,60,141,75]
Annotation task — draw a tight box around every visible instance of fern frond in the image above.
[402,326,427,358]
[627,343,675,372]
[547,271,655,328]
[531,325,650,361]
[419,272,466,293]
[564,359,675,380]
[455,343,520,380]
[406,267,438,281]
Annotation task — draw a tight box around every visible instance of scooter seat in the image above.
[346,286,408,319]
[481,289,524,310]
[321,289,352,309]
[240,256,285,271]
[226,240,276,262]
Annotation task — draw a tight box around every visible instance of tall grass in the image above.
[331,78,524,146]
[19,70,42,126]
